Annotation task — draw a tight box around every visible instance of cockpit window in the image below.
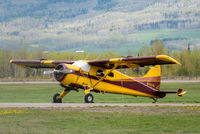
[108,72,114,77]
[96,69,104,77]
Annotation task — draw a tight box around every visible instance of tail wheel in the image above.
[84,93,94,103]
[53,93,62,103]
[152,98,158,103]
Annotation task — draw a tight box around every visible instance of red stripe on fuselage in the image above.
[102,79,164,98]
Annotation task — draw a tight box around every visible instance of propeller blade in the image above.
[44,69,72,75]
[43,71,54,75]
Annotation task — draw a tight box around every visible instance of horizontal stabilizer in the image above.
[155,88,186,98]
[177,88,186,97]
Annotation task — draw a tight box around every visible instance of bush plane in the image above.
[10,55,186,103]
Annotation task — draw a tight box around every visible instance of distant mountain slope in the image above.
[0,0,200,55]
[0,0,163,22]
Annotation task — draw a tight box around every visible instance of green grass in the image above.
[0,82,199,103]
[0,107,199,134]
[128,29,200,43]
[0,82,199,134]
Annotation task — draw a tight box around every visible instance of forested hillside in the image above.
[0,0,200,54]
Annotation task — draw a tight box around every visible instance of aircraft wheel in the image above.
[53,93,62,103]
[84,93,94,103]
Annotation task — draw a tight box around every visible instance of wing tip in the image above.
[156,55,181,65]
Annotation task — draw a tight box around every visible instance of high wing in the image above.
[10,55,180,69]
[10,59,74,69]
[88,55,180,69]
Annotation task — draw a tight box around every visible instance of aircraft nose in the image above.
[54,64,71,82]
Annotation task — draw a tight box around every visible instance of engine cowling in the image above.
[54,64,72,82]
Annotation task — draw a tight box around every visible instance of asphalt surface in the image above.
[0,103,200,108]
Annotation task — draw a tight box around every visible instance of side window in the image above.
[108,72,114,77]
[96,69,104,77]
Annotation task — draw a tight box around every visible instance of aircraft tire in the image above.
[53,93,62,103]
[84,93,94,103]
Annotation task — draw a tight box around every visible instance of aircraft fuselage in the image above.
[54,63,165,99]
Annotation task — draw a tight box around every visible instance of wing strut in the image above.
[92,61,121,89]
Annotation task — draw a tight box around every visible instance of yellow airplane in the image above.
[10,55,186,103]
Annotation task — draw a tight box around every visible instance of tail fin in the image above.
[142,65,161,90]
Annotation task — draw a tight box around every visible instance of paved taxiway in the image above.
[0,103,200,108]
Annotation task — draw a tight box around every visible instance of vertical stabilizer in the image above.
[142,65,161,90]
[143,65,161,78]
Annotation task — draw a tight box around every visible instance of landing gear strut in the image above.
[52,87,72,103]
[152,98,158,103]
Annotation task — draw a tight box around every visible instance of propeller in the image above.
[43,69,72,75]
[43,70,54,75]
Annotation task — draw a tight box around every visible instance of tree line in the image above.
[138,40,200,78]
[0,40,200,79]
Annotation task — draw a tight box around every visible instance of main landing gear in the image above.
[84,93,94,103]
[152,98,158,103]
[53,87,71,103]
[84,86,94,103]
[53,93,62,103]
[52,85,94,103]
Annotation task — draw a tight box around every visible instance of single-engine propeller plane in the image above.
[10,55,186,103]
